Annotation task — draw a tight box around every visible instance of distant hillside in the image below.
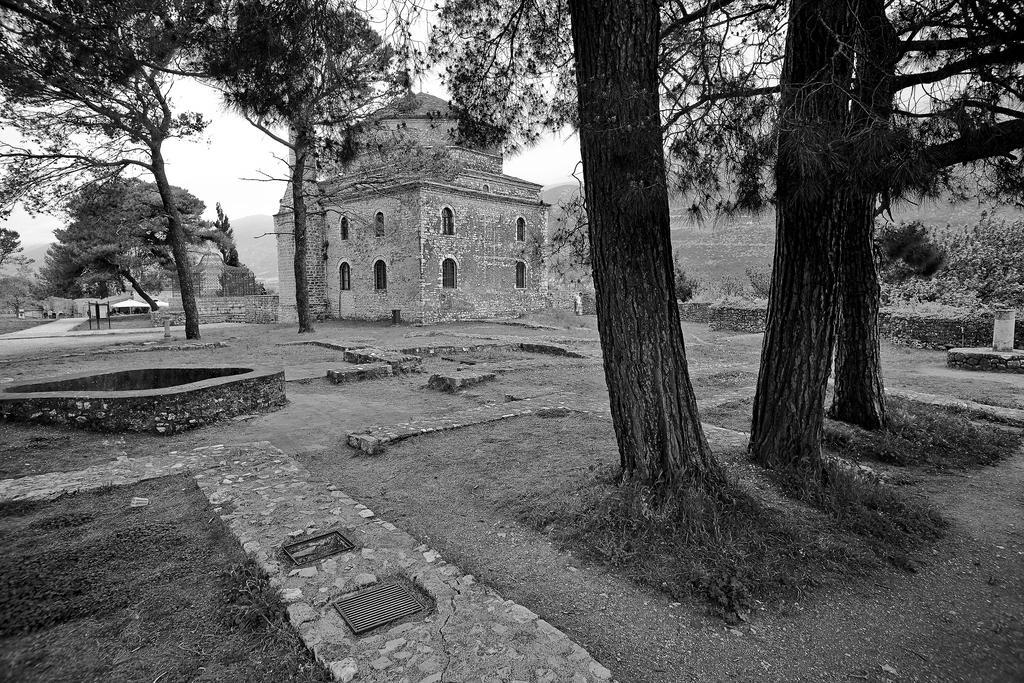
[542,183,1024,285]
[15,243,51,272]
[8,215,279,286]
[230,214,277,285]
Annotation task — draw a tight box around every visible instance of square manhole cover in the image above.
[333,582,424,635]
[283,530,355,566]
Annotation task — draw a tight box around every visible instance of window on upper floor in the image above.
[516,217,526,242]
[441,207,454,235]
[375,211,385,237]
[374,260,387,290]
[442,258,457,289]
[340,216,349,240]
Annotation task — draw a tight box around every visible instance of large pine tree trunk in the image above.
[567,0,723,494]
[829,192,886,429]
[291,124,316,334]
[749,0,854,475]
[829,0,898,430]
[151,147,201,340]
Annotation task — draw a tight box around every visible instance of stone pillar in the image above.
[993,309,1016,351]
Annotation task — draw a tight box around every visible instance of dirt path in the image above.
[299,416,1024,683]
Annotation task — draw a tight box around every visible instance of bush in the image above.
[719,275,745,298]
[745,267,771,298]
[879,215,1024,308]
[674,259,700,302]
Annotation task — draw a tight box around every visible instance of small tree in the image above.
[212,202,240,267]
[0,227,25,270]
[206,0,396,333]
[52,179,212,309]
[0,0,214,339]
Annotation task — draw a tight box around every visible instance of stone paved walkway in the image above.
[0,441,615,683]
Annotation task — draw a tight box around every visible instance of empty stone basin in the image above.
[0,366,286,434]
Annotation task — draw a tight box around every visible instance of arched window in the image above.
[340,216,349,240]
[374,260,387,290]
[483,184,490,192]
[516,217,526,242]
[442,258,457,289]
[374,211,385,237]
[441,207,454,235]
[515,261,526,288]
[339,262,351,291]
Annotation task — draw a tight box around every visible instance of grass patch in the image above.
[0,475,328,682]
[0,318,51,335]
[824,396,1022,470]
[517,459,881,621]
[775,461,947,553]
[700,397,753,432]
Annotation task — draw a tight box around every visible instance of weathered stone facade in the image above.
[276,93,552,324]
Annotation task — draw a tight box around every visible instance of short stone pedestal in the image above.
[993,309,1016,352]
[946,308,1022,373]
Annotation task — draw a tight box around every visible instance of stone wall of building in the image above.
[419,185,549,323]
[276,191,328,324]
[0,370,285,434]
[325,189,424,321]
[153,296,279,326]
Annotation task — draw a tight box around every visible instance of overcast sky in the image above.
[5,78,583,246]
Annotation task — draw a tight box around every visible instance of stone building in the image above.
[275,93,552,324]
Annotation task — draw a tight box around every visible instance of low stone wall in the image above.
[879,309,1024,350]
[153,295,280,326]
[707,304,768,333]
[678,301,712,323]
[0,367,285,434]
[946,348,1024,374]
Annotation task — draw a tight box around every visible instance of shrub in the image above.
[673,257,700,301]
[879,215,1024,308]
[719,275,745,298]
[745,266,771,298]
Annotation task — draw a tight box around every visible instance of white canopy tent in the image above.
[109,299,169,311]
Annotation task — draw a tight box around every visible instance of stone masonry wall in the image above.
[152,296,280,326]
[0,371,285,434]
[947,348,1024,374]
[419,186,549,323]
[707,303,768,332]
[678,302,713,323]
[325,189,423,321]
[879,309,1024,350]
[276,204,329,324]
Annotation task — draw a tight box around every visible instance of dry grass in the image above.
[0,475,328,682]
[823,395,1022,470]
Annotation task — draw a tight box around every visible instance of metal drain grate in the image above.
[333,582,424,635]
[282,530,355,566]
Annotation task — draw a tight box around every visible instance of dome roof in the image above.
[376,91,453,119]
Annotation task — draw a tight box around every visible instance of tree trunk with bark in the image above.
[566,0,723,494]
[829,191,886,429]
[118,267,160,311]
[291,123,316,334]
[749,0,854,475]
[151,147,201,340]
[829,0,899,430]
